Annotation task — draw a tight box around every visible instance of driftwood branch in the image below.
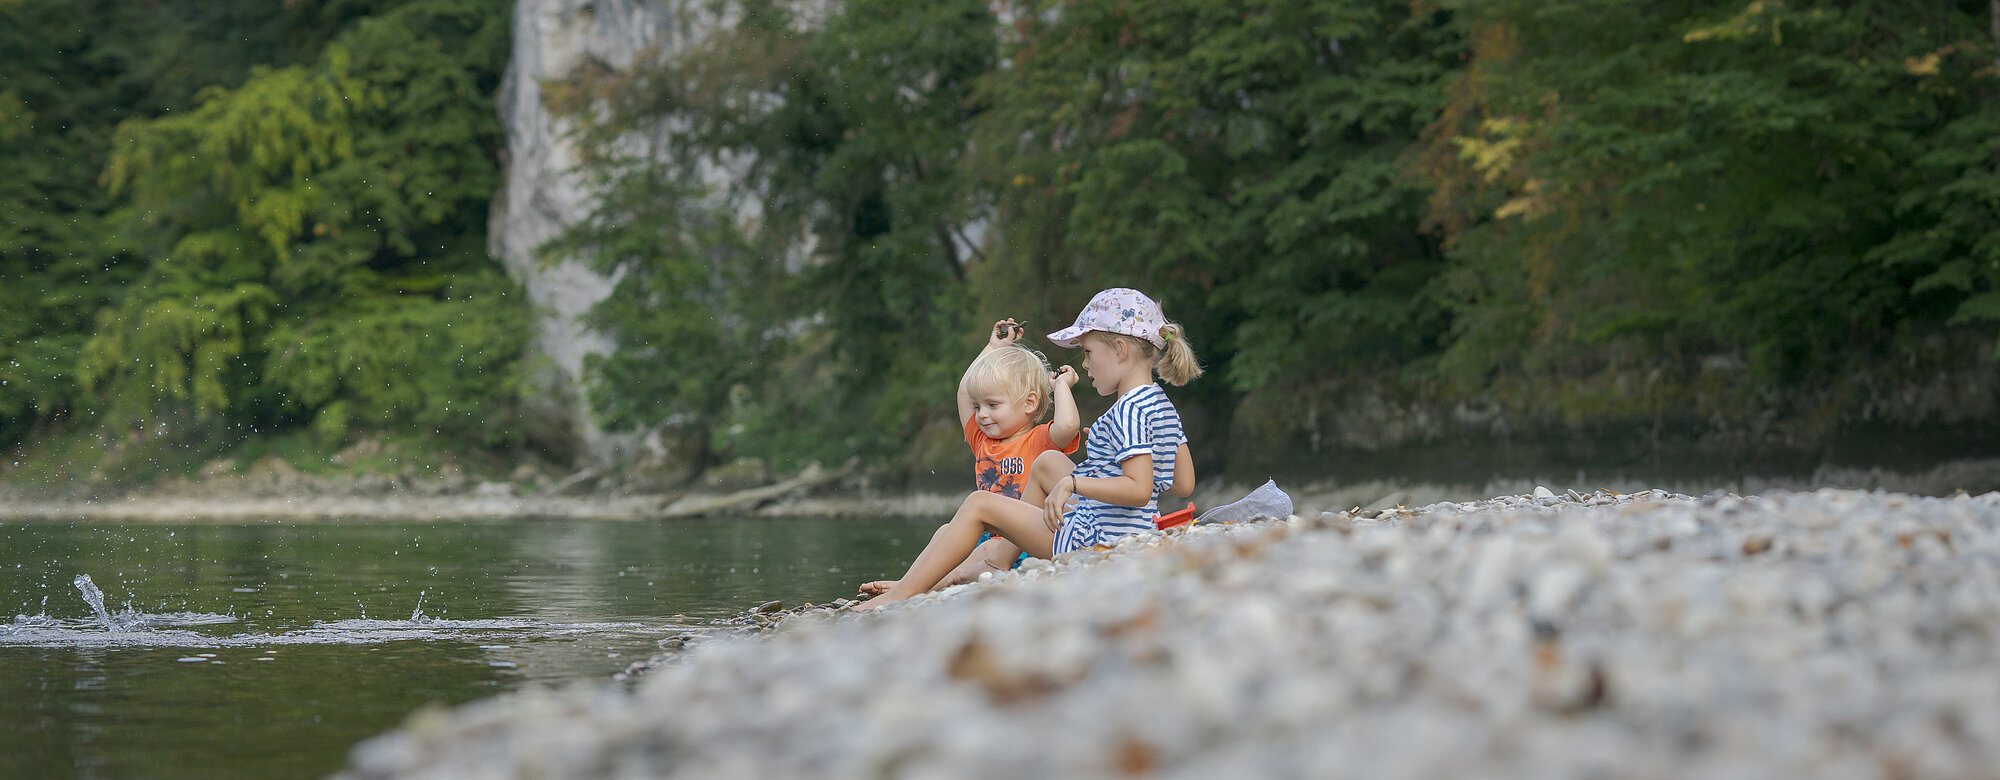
[660,462,851,517]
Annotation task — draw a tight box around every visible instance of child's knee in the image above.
[957,490,1008,521]
[1030,450,1073,480]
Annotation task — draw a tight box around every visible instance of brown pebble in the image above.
[1115,736,1158,776]
[1895,529,1951,549]
[1742,534,1772,555]
[947,634,1074,704]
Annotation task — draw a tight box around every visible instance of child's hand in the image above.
[1053,365,1079,387]
[988,318,1024,349]
[1044,476,1076,533]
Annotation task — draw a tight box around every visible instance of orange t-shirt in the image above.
[964,418,1081,500]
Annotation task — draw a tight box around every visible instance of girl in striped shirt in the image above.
[856,288,1200,609]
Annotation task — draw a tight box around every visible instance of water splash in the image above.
[9,576,665,649]
[72,574,120,632]
[4,614,60,636]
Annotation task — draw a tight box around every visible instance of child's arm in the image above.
[959,318,1025,426]
[1047,365,1081,447]
[1168,441,1194,497]
[1045,454,1156,530]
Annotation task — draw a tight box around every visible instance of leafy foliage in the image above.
[57,0,523,451]
[1417,0,1997,409]
[0,0,415,450]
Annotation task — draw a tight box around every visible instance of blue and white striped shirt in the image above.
[1055,384,1183,554]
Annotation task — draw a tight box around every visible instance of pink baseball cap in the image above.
[1047,288,1166,349]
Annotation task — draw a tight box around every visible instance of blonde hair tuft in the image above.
[963,345,1057,423]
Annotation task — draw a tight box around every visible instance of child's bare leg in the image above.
[865,537,1019,595]
[856,492,1052,609]
[855,512,985,609]
[1021,450,1076,508]
[868,538,1007,595]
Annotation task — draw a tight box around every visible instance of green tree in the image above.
[0,0,398,449]
[86,0,525,445]
[1418,0,1994,426]
[1871,8,2000,352]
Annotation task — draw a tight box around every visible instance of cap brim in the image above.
[1047,326,1089,349]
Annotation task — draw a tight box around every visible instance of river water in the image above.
[0,516,926,778]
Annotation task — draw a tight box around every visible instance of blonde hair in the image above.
[1089,322,1203,386]
[964,345,1056,423]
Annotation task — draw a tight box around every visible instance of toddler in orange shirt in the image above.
[861,319,1080,594]
[962,318,1082,501]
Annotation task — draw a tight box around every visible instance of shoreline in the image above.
[6,455,1999,523]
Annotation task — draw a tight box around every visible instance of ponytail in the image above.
[1153,322,1203,386]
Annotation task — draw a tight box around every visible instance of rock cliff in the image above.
[489,0,678,467]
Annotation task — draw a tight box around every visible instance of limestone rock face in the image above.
[489,0,677,467]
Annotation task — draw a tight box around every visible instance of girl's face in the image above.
[970,387,1039,440]
[1078,333,1134,396]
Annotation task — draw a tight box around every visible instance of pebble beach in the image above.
[339,488,2000,779]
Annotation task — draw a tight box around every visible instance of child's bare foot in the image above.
[856,580,896,596]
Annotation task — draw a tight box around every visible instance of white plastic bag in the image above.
[1194,479,1293,524]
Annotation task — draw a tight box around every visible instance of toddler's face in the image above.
[969,388,1038,440]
